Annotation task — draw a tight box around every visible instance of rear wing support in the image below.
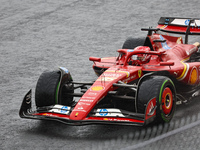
[185,19,195,44]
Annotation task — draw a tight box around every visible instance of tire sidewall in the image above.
[122,37,145,49]
[156,79,176,123]
[35,71,61,107]
[137,75,176,124]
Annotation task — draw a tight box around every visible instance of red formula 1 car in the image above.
[20,17,200,126]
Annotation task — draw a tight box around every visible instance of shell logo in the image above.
[91,86,105,91]
[189,67,198,84]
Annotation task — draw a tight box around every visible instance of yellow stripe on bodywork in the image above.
[176,57,190,80]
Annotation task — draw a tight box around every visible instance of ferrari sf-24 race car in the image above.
[20,17,200,126]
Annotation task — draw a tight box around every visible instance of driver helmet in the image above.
[131,46,151,65]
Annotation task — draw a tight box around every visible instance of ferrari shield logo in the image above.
[138,70,142,78]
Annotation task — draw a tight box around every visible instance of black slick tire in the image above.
[137,76,176,124]
[122,37,145,49]
[35,70,74,107]
[35,71,60,107]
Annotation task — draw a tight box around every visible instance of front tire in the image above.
[137,76,176,124]
[35,70,74,107]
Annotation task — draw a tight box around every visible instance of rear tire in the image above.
[35,70,74,107]
[122,37,145,49]
[137,76,176,124]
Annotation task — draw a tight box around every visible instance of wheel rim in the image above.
[162,87,173,115]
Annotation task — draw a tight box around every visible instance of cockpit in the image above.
[117,46,152,66]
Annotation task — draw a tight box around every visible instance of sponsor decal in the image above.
[82,96,95,99]
[61,106,69,113]
[90,86,105,91]
[189,67,198,84]
[103,118,117,121]
[122,74,136,83]
[171,19,200,26]
[159,35,171,50]
[88,92,97,96]
[73,109,86,112]
[78,102,91,106]
[148,101,154,114]
[77,106,84,110]
[145,97,156,120]
[103,73,122,77]
[171,19,190,26]
[95,109,125,117]
[75,113,79,116]
[185,19,190,25]
[99,109,108,116]
[49,105,71,114]
[160,25,168,29]
[138,70,142,78]
[97,77,117,82]
[105,70,130,78]
[127,49,134,52]
[103,118,131,122]
[119,71,130,78]
[42,113,55,117]
[80,99,94,102]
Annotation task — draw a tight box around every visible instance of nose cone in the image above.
[69,67,143,121]
[69,98,94,120]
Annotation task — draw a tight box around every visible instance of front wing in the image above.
[19,90,156,126]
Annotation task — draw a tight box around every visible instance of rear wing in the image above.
[156,17,200,44]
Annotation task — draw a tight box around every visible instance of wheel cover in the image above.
[162,87,173,115]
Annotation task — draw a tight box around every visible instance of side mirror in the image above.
[89,57,101,62]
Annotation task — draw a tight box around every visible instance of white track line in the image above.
[122,119,200,150]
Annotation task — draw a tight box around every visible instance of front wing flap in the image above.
[19,90,156,126]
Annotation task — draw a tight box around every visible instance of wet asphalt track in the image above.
[1,0,200,149]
